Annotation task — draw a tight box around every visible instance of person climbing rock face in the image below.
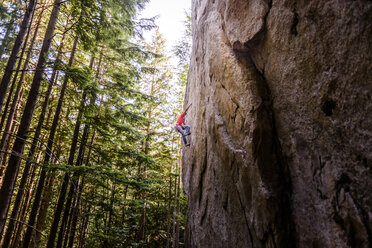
[175,104,192,146]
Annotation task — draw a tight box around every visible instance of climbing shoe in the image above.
[186,144,190,147]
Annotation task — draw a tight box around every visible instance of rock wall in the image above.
[182,0,372,247]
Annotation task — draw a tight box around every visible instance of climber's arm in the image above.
[184,103,192,114]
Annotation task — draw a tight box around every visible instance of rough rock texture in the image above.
[182,0,372,247]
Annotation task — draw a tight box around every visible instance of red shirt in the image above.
[176,113,185,125]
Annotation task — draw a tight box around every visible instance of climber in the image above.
[175,104,192,146]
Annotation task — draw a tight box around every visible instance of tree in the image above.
[0,1,192,247]
[0,0,63,236]
[23,35,79,248]
[136,29,173,246]
[0,3,50,245]
[0,0,37,112]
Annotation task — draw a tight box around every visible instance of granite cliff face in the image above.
[182,0,372,247]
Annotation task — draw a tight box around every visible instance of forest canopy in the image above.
[0,0,191,247]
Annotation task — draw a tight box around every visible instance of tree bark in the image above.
[62,182,77,248]
[2,10,64,247]
[9,157,39,248]
[0,0,46,133]
[46,93,85,248]
[0,0,37,168]
[11,82,56,248]
[166,170,173,248]
[0,88,23,189]
[172,159,179,248]
[76,130,96,248]
[0,0,37,112]
[47,54,95,248]
[61,128,90,248]
[0,0,62,237]
[60,78,98,248]
[32,171,56,248]
[77,205,91,248]
[4,13,65,245]
[22,34,78,248]
[64,127,90,247]
[66,178,84,248]
[0,0,48,185]
[174,163,181,248]
[56,123,90,248]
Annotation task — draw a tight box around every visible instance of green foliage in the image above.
[1,0,190,247]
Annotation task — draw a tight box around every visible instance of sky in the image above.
[138,0,191,53]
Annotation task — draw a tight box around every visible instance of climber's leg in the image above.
[183,125,191,135]
[177,126,188,145]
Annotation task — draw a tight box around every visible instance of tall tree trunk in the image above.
[172,161,179,248]
[76,130,96,248]
[12,14,65,246]
[0,0,37,112]
[56,123,90,248]
[174,162,181,248]
[32,171,56,248]
[10,161,39,248]
[0,1,46,180]
[138,74,158,246]
[0,0,46,134]
[0,0,62,236]
[0,5,46,134]
[0,88,23,188]
[66,178,84,248]
[137,129,150,244]
[84,130,96,167]
[22,34,78,248]
[11,86,56,248]
[46,93,85,248]
[47,55,95,248]
[59,53,100,247]
[25,44,63,248]
[0,0,37,167]
[62,182,77,248]
[13,133,54,248]
[0,9,63,245]
[166,169,173,248]
[63,124,90,248]
[77,205,91,248]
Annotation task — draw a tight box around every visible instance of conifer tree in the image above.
[0,1,191,247]
[0,0,37,112]
[0,0,62,236]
